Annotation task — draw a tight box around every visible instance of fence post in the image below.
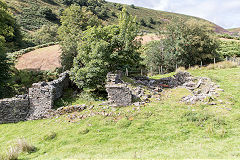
[226,57,228,61]
[201,61,203,68]
[189,64,190,69]
[161,66,163,74]
[214,58,216,65]
[126,68,128,76]
[158,66,161,75]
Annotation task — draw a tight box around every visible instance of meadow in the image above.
[0,66,239,159]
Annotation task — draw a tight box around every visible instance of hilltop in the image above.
[5,0,230,34]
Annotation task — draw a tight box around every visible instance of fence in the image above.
[124,57,240,77]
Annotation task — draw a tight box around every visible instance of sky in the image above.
[106,0,240,29]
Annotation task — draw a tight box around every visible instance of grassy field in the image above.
[0,67,240,159]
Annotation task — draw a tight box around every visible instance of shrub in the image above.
[43,131,57,140]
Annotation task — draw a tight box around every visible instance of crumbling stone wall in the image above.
[0,72,70,123]
[28,72,69,120]
[0,95,29,124]
[106,73,133,107]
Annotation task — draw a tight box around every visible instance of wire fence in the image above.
[124,57,240,77]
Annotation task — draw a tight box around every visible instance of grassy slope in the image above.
[1,67,240,159]
[228,28,240,33]
[5,0,228,33]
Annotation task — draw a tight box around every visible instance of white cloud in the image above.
[106,0,240,28]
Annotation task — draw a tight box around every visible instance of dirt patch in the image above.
[137,34,161,45]
[15,45,62,71]
[219,38,240,42]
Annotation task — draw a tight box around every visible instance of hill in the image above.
[228,28,240,35]
[5,0,230,34]
[1,66,240,159]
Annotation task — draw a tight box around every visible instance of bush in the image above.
[217,40,240,57]
[43,131,57,140]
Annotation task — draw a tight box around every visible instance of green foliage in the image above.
[17,3,59,31]
[142,40,165,72]
[162,19,220,71]
[140,18,147,27]
[58,5,100,70]
[0,0,22,98]
[71,8,141,90]
[30,25,59,45]
[0,0,22,52]
[7,69,58,97]
[217,40,240,57]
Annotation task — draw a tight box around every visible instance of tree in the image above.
[0,0,22,52]
[162,18,219,71]
[58,5,100,70]
[70,8,141,90]
[143,40,164,72]
[0,0,15,98]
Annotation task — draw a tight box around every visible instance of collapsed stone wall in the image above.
[28,72,70,120]
[0,72,70,124]
[105,71,222,106]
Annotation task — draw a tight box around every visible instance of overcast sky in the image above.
[106,0,240,29]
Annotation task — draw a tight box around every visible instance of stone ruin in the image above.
[0,72,70,124]
[0,70,224,124]
[105,71,224,106]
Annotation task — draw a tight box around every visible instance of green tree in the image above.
[70,8,141,90]
[58,5,100,70]
[162,18,219,71]
[0,0,22,52]
[0,0,15,98]
[143,40,164,72]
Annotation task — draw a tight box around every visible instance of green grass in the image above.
[0,67,240,159]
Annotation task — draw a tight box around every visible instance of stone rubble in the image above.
[106,71,224,106]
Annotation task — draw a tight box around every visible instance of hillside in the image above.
[228,28,240,35]
[1,67,240,159]
[5,0,230,34]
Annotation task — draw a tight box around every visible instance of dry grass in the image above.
[15,45,62,71]
[206,61,238,70]
[1,138,36,160]
[6,146,19,160]
[189,61,238,71]
[16,138,36,153]
[176,67,186,72]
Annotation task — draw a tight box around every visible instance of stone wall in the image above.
[28,72,69,120]
[0,95,29,124]
[106,73,132,107]
[0,72,70,124]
